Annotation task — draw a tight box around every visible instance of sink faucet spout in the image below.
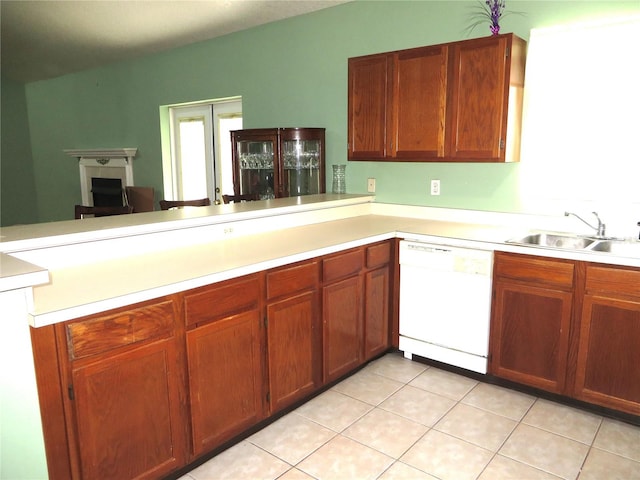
[564,211,606,238]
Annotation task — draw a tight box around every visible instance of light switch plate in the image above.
[367,178,376,193]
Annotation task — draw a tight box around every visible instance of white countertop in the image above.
[0,255,49,293]
[1,194,638,327]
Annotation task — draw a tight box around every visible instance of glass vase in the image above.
[332,164,346,194]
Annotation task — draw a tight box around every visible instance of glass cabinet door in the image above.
[231,128,324,200]
[235,138,276,199]
[282,138,322,196]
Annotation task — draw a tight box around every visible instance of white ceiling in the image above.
[1,0,348,83]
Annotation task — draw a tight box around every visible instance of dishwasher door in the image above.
[399,241,493,373]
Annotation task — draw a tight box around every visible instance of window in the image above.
[164,99,242,204]
[519,17,640,214]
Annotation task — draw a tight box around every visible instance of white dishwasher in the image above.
[399,240,494,374]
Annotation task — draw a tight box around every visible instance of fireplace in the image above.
[92,177,125,206]
[64,148,137,206]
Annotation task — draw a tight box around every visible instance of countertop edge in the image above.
[3,198,638,326]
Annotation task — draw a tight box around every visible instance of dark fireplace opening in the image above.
[92,178,124,207]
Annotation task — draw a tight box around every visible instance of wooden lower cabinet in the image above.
[364,242,392,361]
[323,275,364,382]
[184,275,265,457]
[574,265,640,415]
[56,297,187,480]
[490,252,640,416]
[322,247,364,382]
[490,252,575,394]
[34,242,393,479]
[323,241,392,382]
[186,311,265,456]
[266,260,321,413]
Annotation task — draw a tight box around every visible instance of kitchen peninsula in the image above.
[2,194,639,480]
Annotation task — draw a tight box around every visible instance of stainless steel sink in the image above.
[507,233,596,250]
[588,240,640,257]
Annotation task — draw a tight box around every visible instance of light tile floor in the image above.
[180,353,640,480]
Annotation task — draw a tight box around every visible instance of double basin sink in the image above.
[507,233,640,257]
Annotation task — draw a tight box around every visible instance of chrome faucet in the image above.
[564,211,606,238]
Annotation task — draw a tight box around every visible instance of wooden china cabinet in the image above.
[348,33,526,162]
[230,128,325,199]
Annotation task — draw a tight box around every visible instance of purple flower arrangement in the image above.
[486,0,506,35]
[465,0,523,36]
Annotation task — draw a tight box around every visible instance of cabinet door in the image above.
[574,265,640,415]
[490,280,573,394]
[231,128,279,198]
[186,310,264,456]
[348,54,391,159]
[364,265,390,360]
[323,275,363,383]
[575,295,640,415]
[266,260,321,412]
[448,35,509,161]
[71,338,185,480]
[63,298,186,480]
[392,45,448,159]
[267,290,320,412]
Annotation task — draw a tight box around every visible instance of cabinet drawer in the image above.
[585,265,640,298]
[323,248,364,283]
[185,275,260,327]
[267,260,319,300]
[67,299,175,360]
[494,252,574,289]
[366,242,391,269]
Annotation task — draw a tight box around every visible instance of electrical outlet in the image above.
[430,179,441,196]
[367,178,376,193]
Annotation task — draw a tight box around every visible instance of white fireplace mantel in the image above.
[64,148,138,205]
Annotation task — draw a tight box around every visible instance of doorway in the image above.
[165,99,242,204]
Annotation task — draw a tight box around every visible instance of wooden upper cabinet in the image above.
[393,45,448,159]
[448,34,525,162]
[348,34,526,162]
[348,53,391,159]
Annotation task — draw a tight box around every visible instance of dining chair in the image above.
[159,198,211,210]
[222,193,260,204]
[75,205,134,219]
[125,186,154,212]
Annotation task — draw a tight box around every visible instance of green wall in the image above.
[13,0,640,224]
[1,76,38,226]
